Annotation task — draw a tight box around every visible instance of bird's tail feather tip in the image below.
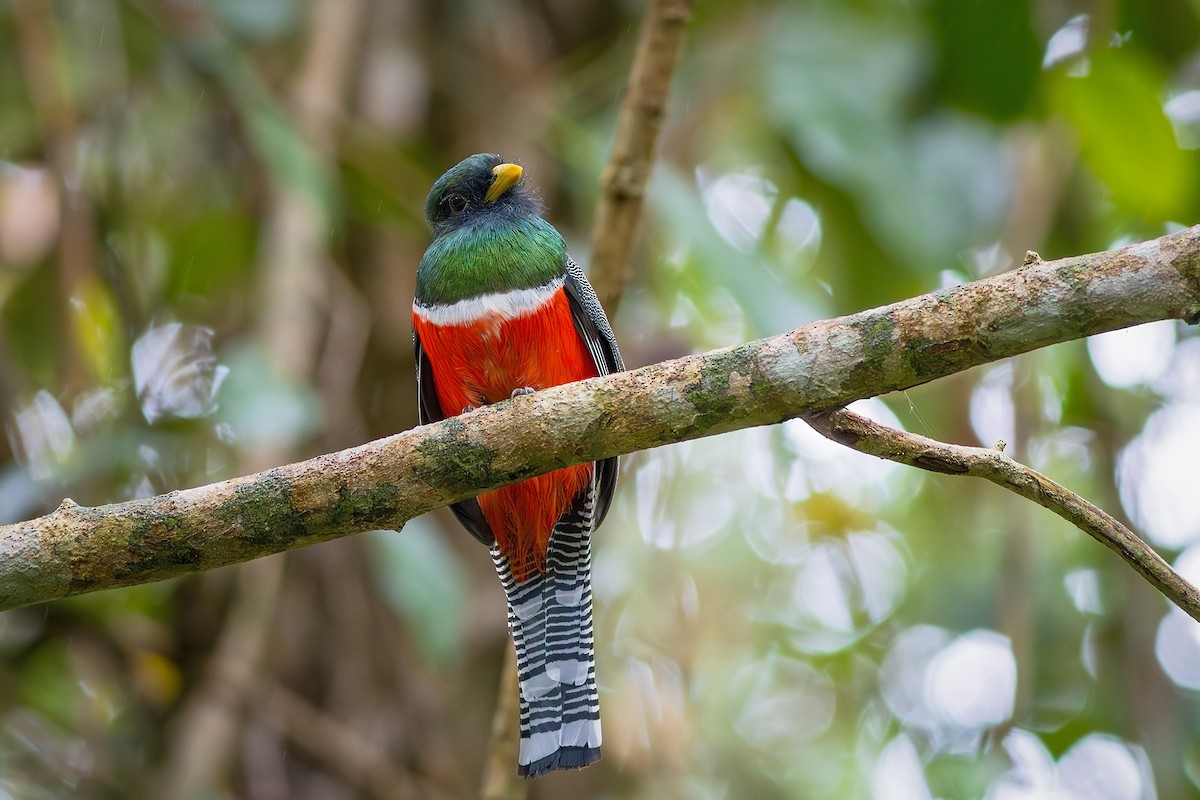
[518,746,602,778]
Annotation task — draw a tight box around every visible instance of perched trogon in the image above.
[412,154,623,777]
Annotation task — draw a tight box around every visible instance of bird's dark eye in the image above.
[444,193,467,215]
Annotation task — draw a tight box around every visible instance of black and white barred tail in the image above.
[490,479,602,778]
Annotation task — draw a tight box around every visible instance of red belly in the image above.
[413,288,599,581]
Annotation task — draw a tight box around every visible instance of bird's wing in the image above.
[413,327,444,427]
[562,256,624,530]
[413,329,495,546]
[563,256,624,376]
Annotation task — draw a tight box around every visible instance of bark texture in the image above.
[2,226,1199,611]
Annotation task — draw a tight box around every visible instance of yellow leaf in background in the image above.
[801,491,874,536]
[71,274,124,383]
[131,650,183,708]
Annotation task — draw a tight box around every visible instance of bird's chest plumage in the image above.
[413,282,599,581]
[412,283,598,411]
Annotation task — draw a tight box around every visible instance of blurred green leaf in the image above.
[215,342,321,449]
[202,0,300,41]
[1117,0,1200,61]
[239,98,333,207]
[1051,49,1193,220]
[368,524,467,666]
[929,0,1039,120]
[763,6,1009,270]
[3,264,62,384]
[17,642,76,726]
[166,210,254,301]
[182,28,335,212]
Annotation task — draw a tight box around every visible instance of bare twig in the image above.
[588,0,693,313]
[804,408,1200,622]
[3,226,1200,610]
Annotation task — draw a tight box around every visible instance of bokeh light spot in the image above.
[1117,403,1200,548]
[1086,321,1175,389]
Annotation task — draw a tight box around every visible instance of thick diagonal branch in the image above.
[804,408,1200,622]
[2,226,1199,611]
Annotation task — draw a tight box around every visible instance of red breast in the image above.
[413,286,599,581]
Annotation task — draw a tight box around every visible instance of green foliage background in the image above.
[1,1,1198,798]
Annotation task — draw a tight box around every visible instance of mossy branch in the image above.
[3,226,1200,611]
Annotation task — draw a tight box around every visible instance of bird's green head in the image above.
[415,154,566,305]
[424,153,537,236]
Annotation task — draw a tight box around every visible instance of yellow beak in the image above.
[485,163,523,203]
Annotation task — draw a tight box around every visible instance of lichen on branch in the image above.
[2,225,1199,611]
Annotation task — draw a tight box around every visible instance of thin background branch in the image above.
[805,408,1200,623]
[587,0,693,314]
